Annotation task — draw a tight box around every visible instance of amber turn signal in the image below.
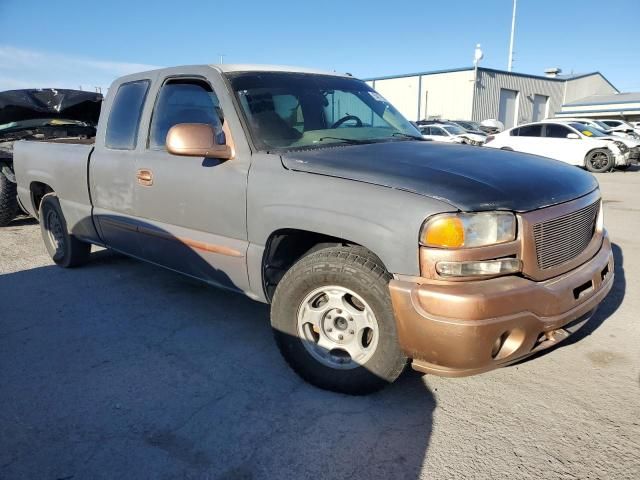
[423,217,465,248]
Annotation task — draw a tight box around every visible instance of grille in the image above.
[533,200,600,270]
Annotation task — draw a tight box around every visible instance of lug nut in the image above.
[327,327,333,332]
[349,330,354,334]
[338,334,344,340]
[337,309,342,314]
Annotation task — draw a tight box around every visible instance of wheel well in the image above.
[262,229,361,302]
[30,182,54,217]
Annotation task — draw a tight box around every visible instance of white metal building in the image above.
[364,67,618,128]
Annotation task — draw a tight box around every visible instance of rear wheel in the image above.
[39,193,91,267]
[271,246,407,395]
[585,148,614,173]
[0,171,19,226]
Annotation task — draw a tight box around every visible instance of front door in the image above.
[132,76,250,293]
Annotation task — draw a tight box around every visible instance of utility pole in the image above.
[507,0,517,71]
[219,54,225,64]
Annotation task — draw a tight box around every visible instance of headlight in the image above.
[420,212,516,248]
[613,141,628,153]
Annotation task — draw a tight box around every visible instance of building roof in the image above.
[363,66,602,81]
[563,91,640,107]
[363,67,616,89]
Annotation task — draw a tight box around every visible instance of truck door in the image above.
[132,76,250,293]
[90,79,151,258]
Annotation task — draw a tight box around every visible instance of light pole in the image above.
[507,0,517,71]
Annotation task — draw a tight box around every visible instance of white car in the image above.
[418,123,486,145]
[555,117,639,140]
[485,121,632,173]
[599,119,640,137]
[554,118,640,164]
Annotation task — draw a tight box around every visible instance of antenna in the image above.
[218,54,225,64]
[508,0,517,71]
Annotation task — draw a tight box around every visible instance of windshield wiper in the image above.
[317,136,371,145]
[391,132,424,140]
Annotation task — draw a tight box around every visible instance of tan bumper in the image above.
[389,236,614,377]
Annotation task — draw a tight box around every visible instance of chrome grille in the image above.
[533,200,600,270]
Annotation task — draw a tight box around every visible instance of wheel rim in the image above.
[296,285,380,370]
[589,151,609,169]
[45,209,65,255]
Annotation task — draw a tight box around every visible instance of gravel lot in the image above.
[1,169,639,480]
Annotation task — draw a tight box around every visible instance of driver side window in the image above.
[148,79,224,150]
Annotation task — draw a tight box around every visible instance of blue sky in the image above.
[1,0,639,93]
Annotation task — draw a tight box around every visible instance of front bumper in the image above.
[389,235,614,377]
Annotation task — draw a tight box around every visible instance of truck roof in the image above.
[115,64,351,84]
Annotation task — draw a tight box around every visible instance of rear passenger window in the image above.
[149,80,224,150]
[105,80,150,150]
[516,125,543,137]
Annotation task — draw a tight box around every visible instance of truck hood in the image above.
[0,89,102,127]
[281,141,598,212]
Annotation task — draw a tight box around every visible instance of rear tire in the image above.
[585,148,614,173]
[271,246,407,395]
[0,171,19,227]
[39,193,91,267]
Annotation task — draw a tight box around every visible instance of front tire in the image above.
[0,171,19,226]
[271,246,407,395]
[585,148,614,173]
[39,193,91,267]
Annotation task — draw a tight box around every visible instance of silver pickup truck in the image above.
[15,65,614,394]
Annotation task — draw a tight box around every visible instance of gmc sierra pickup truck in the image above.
[15,65,614,394]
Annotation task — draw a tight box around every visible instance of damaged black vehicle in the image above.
[0,88,102,226]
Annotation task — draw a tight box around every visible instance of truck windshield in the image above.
[227,72,422,150]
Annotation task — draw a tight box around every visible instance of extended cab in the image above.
[15,65,614,394]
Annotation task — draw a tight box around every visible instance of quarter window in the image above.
[149,79,224,150]
[105,80,150,150]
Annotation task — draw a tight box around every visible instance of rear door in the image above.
[132,73,251,292]
[507,124,543,155]
[90,79,151,257]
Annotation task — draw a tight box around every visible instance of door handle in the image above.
[136,169,153,186]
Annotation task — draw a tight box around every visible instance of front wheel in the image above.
[585,148,614,173]
[39,193,91,267]
[271,246,407,395]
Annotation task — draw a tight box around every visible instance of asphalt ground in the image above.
[1,168,639,479]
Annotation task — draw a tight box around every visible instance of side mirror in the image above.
[566,133,580,139]
[166,123,233,159]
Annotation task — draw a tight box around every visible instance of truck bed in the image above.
[14,140,98,241]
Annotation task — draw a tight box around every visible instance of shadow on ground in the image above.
[0,248,435,479]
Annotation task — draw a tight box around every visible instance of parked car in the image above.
[418,123,486,145]
[485,121,632,172]
[556,117,640,141]
[449,120,488,137]
[599,119,640,137]
[0,89,102,226]
[554,118,640,165]
[14,65,613,394]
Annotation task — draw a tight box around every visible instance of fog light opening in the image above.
[491,329,526,360]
